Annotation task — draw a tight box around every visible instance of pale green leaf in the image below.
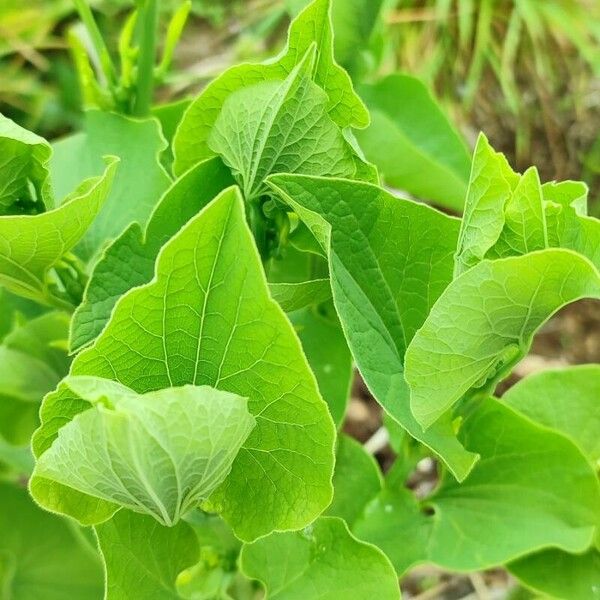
[268,174,477,480]
[406,249,600,430]
[0,482,103,599]
[33,187,335,540]
[356,74,471,211]
[542,179,588,216]
[70,157,234,352]
[0,158,117,306]
[269,279,332,313]
[208,55,355,200]
[354,398,600,573]
[454,133,517,276]
[173,0,368,175]
[487,167,548,258]
[95,510,198,600]
[0,113,52,214]
[241,517,400,600]
[503,365,600,465]
[51,110,171,260]
[34,377,255,527]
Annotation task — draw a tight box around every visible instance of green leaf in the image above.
[70,157,234,352]
[503,365,600,465]
[176,510,242,598]
[0,481,103,599]
[356,74,471,211]
[34,377,255,527]
[173,0,368,175]
[241,516,400,600]
[289,308,352,426]
[0,113,52,214]
[208,53,355,200]
[326,435,382,527]
[95,509,199,600]
[542,179,588,216]
[406,249,600,430]
[0,312,70,445]
[454,133,517,276]
[509,549,600,600]
[269,279,332,313]
[486,167,548,258]
[0,157,117,307]
[33,187,335,540]
[353,397,600,573]
[330,0,385,73]
[50,110,171,260]
[268,174,477,480]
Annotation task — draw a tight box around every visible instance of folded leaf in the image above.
[70,157,234,352]
[0,113,52,214]
[269,279,332,313]
[0,482,103,599]
[503,365,600,464]
[241,516,400,600]
[406,249,600,430]
[209,50,355,200]
[173,0,368,175]
[353,398,600,573]
[268,174,477,480]
[33,187,335,540]
[0,157,117,307]
[356,74,471,211]
[454,133,518,276]
[51,110,171,260]
[95,510,198,600]
[34,377,255,527]
[486,167,547,258]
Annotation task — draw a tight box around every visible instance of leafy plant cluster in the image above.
[0,1,599,598]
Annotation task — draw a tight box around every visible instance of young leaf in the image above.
[406,249,600,430]
[34,377,255,527]
[240,517,400,599]
[353,398,600,573]
[454,133,517,276]
[50,110,171,260]
[503,365,600,464]
[0,113,52,214]
[356,74,471,211]
[70,157,234,352]
[33,187,335,540]
[486,167,547,258]
[173,0,368,175]
[268,174,478,480]
[0,157,117,307]
[0,482,103,599]
[95,510,199,600]
[208,52,355,200]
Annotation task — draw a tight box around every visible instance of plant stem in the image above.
[72,0,116,86]
[133,0,159,116]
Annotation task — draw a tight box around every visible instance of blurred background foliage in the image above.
[1,0,599,211]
